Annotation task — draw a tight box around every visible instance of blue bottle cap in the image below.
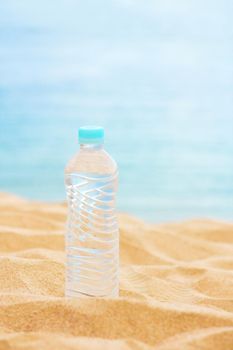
[78,126,104,144]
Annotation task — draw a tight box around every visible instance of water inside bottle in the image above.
[65,172,119,297]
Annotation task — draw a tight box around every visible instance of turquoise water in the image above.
[0,1,233,222]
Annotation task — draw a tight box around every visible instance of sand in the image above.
[0,192,233,350]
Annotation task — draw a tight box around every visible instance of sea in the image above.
[0,0,232,222]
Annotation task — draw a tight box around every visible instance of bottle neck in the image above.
[80,143,104,151]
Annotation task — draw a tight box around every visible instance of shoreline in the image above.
[0,192,233,349]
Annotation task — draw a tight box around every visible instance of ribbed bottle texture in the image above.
[65,171,119,298]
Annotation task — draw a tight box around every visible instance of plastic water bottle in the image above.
[65,126,119,298]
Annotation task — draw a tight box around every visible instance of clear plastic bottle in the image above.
[64,126,119,298]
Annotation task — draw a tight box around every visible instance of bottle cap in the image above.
[78,126,104,144]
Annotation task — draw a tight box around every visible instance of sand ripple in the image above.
[0,193,232,349]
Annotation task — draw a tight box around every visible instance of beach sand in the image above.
[0,192,233,349]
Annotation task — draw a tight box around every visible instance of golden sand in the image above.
[0,192,233,349]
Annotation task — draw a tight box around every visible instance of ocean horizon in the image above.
[0,0,232,222]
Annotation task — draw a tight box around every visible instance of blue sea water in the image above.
[0,0,233,222]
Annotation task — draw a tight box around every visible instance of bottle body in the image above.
[65,144,119,298]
